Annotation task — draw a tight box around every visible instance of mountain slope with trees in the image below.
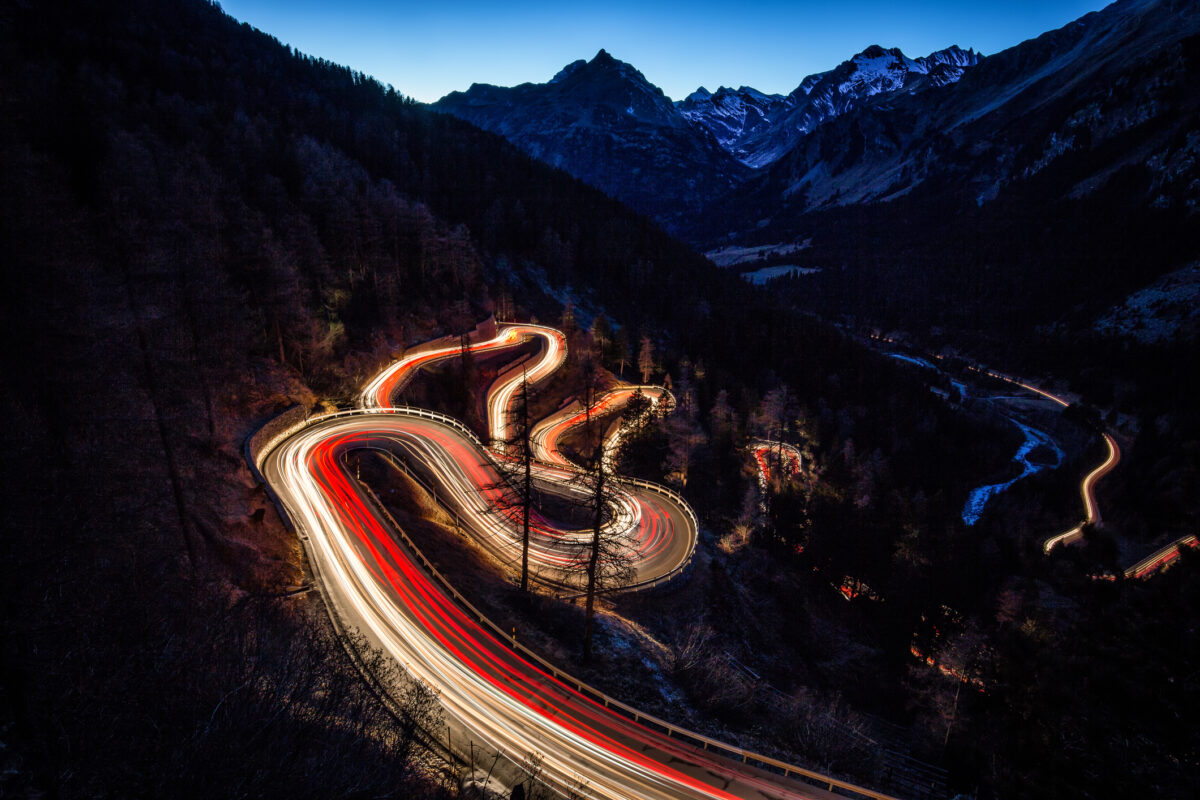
[430,0,1200,345]
[0,0,1008,795]
[3,1,1197,798]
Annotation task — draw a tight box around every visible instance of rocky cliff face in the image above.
[434,0,1200,329]
[701,0,1200,238]
[678,45,980,168]
[434,50,749,227]
[677,85,794,168]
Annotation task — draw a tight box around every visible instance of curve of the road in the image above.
[903,359,1120,560]
[358,323,685,591]
[260,322,896,800]
[1042,432,1120,553]
[868,340,1125,553]
[960,367,1189,580]
[532,385,672,469]
[750,440,803,488]
[873,345,1191,582]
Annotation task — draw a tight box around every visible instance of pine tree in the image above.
[510,370,536,593]
[637,333,655,384]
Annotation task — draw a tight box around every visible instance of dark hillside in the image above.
[682,0,1200,347]
[0,0,994,795]
[5,2,1193,798]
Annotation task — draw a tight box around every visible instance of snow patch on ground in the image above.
[887,353,937,371]
[962,420,1064,526]
[705,240,810,266]
[1095,262,1200,343]
[597,613,688,708]
[742,265,820,284]
[1022,132,1075,178]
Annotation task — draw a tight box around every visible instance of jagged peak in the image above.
[551,49,641,82]
[545,49,667,103]
[856,44,901,60]
[711,86,783,102]
[740,86,786,103]
[683,87,712,103]
[570,48,656,87]
[850,44,915,67]
[782,40,981,101]
[919,44,982,68]
[550,59,587,83]
[712,85,737,97]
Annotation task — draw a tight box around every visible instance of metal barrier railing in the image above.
[256,405,899,800]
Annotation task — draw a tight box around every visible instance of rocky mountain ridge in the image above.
[434,49,748,223]
[701,0,1200,236]
[677,44,981,168]
[433,0,1200,339]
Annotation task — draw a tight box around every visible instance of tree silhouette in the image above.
[637,334,655,384]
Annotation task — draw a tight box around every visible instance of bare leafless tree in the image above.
[568,404,635,661]
[488,370,538,592]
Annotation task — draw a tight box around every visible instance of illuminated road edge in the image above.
[254,325,899,800]
[964,369,1190,581]
[750,440,803,489]
[1122,534,1199,580]
[943,364,1122,555]
[1042,433,1120,554]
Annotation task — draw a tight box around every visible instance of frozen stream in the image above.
[961,419,1064,525]
[887,353,938,371]
[884,352,1066,525]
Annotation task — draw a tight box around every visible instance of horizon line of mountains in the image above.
[441,42,982,172]
[430,0,1200,264]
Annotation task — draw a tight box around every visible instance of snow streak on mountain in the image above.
[677,45,981,167]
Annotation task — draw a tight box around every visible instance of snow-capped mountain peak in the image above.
[680,44,982,167]
[439,42,982,186]
[921,44,979,68]
[433,51,748,224]
[838,45,921,95]
[676,84,793,164]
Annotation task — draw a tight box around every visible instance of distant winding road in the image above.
[1042,433,1121,554]
[962,365,1191,580]
[989,371,1198,580]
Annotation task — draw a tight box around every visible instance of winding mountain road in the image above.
[952,366,1189,580]
[1042,433,1120,553]
[532,385,671,468]
[750,440,803,487]
[258,322,895,800]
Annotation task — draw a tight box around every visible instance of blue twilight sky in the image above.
[218,0,1110,103]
